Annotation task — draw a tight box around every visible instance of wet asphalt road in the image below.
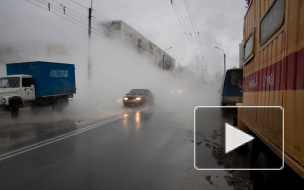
[0,106,246,190]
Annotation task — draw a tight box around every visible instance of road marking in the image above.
[0,115,125,162]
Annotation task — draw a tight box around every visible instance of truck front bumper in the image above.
[1,97,9,106]
[0,104,9,110]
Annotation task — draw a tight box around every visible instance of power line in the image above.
[24,0,116,43]
[184,0,198,40]
[23,0,128,51]
[231,7,247,41]
[65,8,88,22]
[40,2,87,29]
[43,0,89,18]
[69,0,88,9]
[93,9,110,22]
[185,0,199,33]
[25,0,48,10]
[51,0,88,17]
[43,0,110,37]
[173,1,199,56]
[36,0,110,35]
[198,20,242,32]
[185,0,202,52]
[184,0,203,62]
[171,1,199,58]
[37,0,88,26]
[133,0,225,24]
[91,16,109,26]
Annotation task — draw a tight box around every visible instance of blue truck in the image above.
[0,61,76,118]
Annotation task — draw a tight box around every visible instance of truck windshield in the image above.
[0,77,20,88]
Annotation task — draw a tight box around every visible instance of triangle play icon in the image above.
[225,123,254,154]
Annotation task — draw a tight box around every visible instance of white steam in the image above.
[0,1,221,120]
[0,33,221,119]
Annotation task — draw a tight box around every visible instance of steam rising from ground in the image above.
[0,29,221,120]
[0,0,222,120]
[66,35,221,118]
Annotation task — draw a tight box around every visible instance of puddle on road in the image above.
[194,107,253,190]
[0,126,37,146]
[0,109,78,147]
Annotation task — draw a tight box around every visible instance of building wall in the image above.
[110,20,175,70]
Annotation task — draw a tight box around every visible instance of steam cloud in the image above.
[0,1,221,120]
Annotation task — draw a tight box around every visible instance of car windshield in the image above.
[0,77,20,88]
[127,89,145,95]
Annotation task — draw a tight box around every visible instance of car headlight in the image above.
[136,97,141,100]
[123,97,128,101]
[2,98,6,104]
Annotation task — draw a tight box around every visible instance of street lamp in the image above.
[215,47,226,73]
[163,47,173,70]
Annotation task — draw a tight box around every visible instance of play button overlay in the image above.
[194,106,284,170]
[225,123,254,154]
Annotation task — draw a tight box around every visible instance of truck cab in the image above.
[0,75,35,117]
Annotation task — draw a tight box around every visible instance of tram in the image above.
[238,0,304,189]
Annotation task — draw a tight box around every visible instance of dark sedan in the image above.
[123,89,154,107]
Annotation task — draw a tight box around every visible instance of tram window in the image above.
[231,71,238,85]
[244,34,253,61]
[260,0,284,44]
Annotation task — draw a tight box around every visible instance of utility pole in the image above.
[162,54,165,70]
[88,1,93,78]
[88,8,92,37]
[163,47,173,70]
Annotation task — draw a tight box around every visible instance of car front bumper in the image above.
[123,99,144,106]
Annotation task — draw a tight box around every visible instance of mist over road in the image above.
[0,103,233,190]
[0,1,254,189]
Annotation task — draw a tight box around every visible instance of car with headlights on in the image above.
[123,89,154,107]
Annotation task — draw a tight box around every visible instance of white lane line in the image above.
[0,115,125,162]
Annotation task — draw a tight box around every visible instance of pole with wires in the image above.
[88,8,92,37]
[88,0,93,78]
[163,47,173,70]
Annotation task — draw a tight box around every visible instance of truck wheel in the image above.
[52,98,65,111]
[11,103,19,118]
[253,150,274,190]
[51,102,57,111]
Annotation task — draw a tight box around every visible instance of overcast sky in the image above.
[0,0,248,75]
